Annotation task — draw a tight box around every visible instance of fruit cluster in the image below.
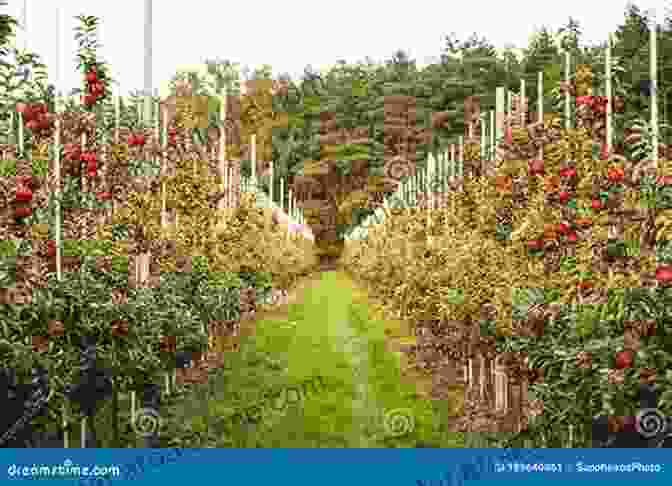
[127,133,146,146]
[522,157,672,286]
[82,67,106,106]
[168,127,178,147]
[60,143,100,178]
[16,102,52,134]
[81,151,98,178]
[13,175,34,221]
[576,95,625,114]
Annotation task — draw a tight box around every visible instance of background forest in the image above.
[154,4,672,257]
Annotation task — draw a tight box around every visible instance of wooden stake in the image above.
[565,51,571,130]
[651,14,658,163]
[115,93,120,144]
[606,35,612,154]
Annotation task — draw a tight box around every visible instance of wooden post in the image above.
[538,71,544,159]
[8,111,13,146]
[426,156,431,235]
[458,136,463,183]
[650,13,658,164]
[565,51,571,130]
[519,80,525,126]
[54,98,67,449]
[18,112,23,157]
[606,35,612,154]
[137,98,142,127]
[54,100,63,283]
[480,115,486,161]
[115,93,120,144]
[496,87,505,161]
[489,110,495,160]
[251,134,256,186]
[161,105,168,228]
[538,72,544,123]
[268,160,274,227]
[154,88,159,167]
[479,355,486,399]
[81,133,87,193]
[219,93,227,225]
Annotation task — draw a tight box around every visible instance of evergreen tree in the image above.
[556,16,582,54]
[521,26,562,118]
[435,33,509,143]
[611,2,672,136]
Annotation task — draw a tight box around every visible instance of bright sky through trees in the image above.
[3,0,668,96]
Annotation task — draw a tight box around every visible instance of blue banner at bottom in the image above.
[1,449,670,485]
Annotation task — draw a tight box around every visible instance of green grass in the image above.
[158,270,465,447]
[16,269,464,447]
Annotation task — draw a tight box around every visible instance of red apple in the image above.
[16,175,33,188]
[600,144,610,160]
[37,113,49,128]
[97,191,112,201]
[81,152,96,164]
[527,239,543,251]
[655,265,672,284]
[566,231,577,243]
[657,175,672,186]
[560,167,577,178]
[25,120,38,131]
[16,102,27,114]
[558,191,570,203]
[614,349,634,369]
[528,159,544,176]
[85,71,97,83]
[504,127,512,144]
[557,222,569,234]
[14,206,32,219]
[46,240,56,257]
[15,185,32,202]
[607,167,624,183]
[591,199,603,210]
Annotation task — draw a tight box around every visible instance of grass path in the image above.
[162,270,465,447]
